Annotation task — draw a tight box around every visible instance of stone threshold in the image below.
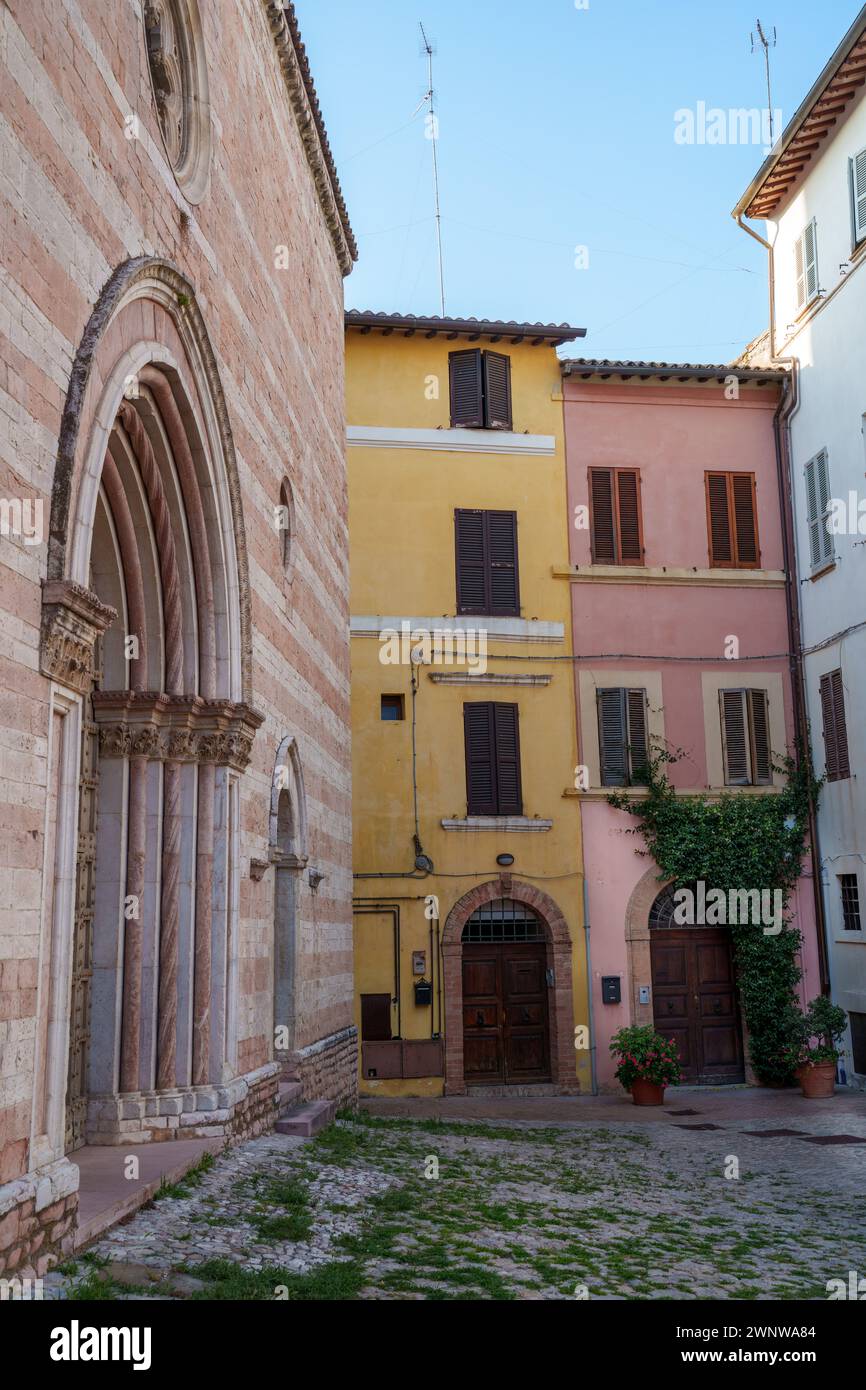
[73,1136,223,1250]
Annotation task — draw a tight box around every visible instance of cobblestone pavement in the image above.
[42,1099,866,1301]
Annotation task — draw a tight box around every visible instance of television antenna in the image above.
[419,22,446,316]
[751,19,778,144]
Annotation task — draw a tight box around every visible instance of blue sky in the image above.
[298,0,863,362]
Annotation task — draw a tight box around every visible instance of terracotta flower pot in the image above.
[631,1079,665,1106]
[797,1061,837,1099]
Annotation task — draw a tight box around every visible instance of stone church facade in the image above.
[0,1,357,1276]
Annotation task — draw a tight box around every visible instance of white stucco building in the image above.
[735,6,866,1086]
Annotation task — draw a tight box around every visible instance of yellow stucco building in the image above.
[346,311,589,1096]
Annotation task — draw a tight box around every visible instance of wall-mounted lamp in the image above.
[496,853,514,867]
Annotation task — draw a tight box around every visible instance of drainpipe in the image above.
[735,212,831,994]
[582,874,598,1095]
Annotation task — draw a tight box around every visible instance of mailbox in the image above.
[601,976,622,1005]
[414,978,432,1007]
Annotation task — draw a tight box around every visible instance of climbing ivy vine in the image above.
[608,749,822,1084]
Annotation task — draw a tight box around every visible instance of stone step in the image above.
[274,1099,336,1138]
[277,1081,303,1116]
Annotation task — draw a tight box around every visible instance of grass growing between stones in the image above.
[46,1108,866,1303]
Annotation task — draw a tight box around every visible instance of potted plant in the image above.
[794,997,848,1099]
[610,1025,682,1106]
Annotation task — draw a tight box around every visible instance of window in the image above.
[589,468,643,564]
[360,993,392,1041]
[463,702,522,815]
[462,898,543,943]
[794,219,818,309]
[719,688,772,786]
[851,148,866,245]
[840,874,861,932]
[449,349,512,430]
[277,477,295,575]
[705,472,760,568]
[820,670,850,781]
[804,449,834,570]
[455,509,519,616]
[596,688,649,787]
[144,0,212,204]
[381,694,405,721]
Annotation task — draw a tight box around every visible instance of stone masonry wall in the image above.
[0,0,354,1273]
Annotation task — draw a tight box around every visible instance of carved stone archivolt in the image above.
[92,691,264,771]
[40,580,117,694]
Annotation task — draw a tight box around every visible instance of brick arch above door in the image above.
[623,867,673,1026]
[441,876,578,1095]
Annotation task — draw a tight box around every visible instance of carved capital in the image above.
[93,691,264,771]
[40,580,116,694]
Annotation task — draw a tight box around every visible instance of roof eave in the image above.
[732,5,866,220]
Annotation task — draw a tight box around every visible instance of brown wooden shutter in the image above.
[707,473,734,566]
[732,474,759,566]
[597,688,629,786]
[707,473,759,567]
[464,702,497,813]
[482,351,512,430]
[492,703,522,814]
[449,350,484,427]
[464,702,522,814]
[748,689,772,784]
[486,510,520,615]
[617,470,642,562]
[590,469,617,562]
[455,510,519,615]
[626,688,649,779]
[820,670,850,781]
[455,509,486,613]
[720,689,750,784]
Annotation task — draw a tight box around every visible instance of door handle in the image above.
[476,1010,485,1027]
[712,1000,722,1015]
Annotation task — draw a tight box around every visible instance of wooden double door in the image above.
[650,927,744,1084]
[462,942,551,1084]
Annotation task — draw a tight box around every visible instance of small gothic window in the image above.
[462,898,543,943]
[277,478,295,577]
[144,1,211,204]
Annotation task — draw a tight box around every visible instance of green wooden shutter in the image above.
[720,689,750,785]
[626,689,649,781]
[597,688,629,786]
[748,689,772,785]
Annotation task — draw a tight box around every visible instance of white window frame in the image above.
[794,218,819,310]
[804,448,834,572]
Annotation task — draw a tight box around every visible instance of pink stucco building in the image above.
[560,361,825,1092]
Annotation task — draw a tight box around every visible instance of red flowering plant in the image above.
[609,1025,682,1090]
